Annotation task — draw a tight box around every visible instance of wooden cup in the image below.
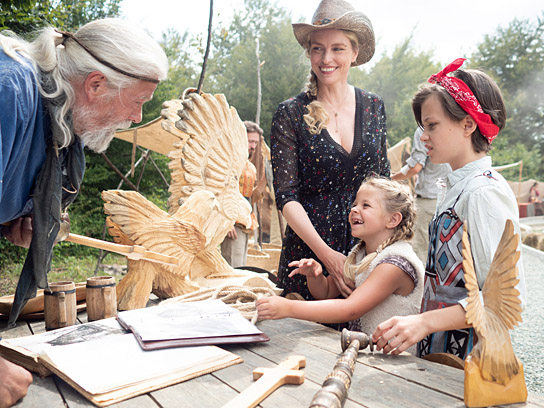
[86,276,117,322]
[44,281,77,331]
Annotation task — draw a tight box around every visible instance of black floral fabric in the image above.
[270,88,390,300]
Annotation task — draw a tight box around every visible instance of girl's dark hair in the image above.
[412,69,506,153]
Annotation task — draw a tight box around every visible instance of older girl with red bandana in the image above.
[372,59,526,359]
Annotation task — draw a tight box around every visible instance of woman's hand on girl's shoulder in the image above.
[321,250,350,297]
[288,258,322,278]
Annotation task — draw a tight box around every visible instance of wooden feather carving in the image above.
[103,90,255,308]
[167,91,251,224]
[463,219,523,385]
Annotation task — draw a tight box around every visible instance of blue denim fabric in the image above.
[0,48,49,224]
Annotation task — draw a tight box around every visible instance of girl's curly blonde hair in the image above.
[344,177,417,282]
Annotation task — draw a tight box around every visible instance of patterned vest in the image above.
[418,193,475,359]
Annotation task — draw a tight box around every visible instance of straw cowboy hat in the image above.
[292,0,375,66]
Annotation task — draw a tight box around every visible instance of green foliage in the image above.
[0,1,68,34]
[471,14,544,152]
[203,0,308,142]
[350,39,440,145]
[141,29,200,123]
[0,0,121,33]
[0,238,27,270]
[0,249,126,297]
[490,137,542,181]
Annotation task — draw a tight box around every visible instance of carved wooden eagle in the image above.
[103,90,252,309]
[462,219,523,385]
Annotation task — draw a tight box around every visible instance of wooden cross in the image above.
[222,355,306,408]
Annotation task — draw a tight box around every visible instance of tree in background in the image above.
[471,14,544,180]
[0,0,120,33]
[142,29,200,123]
[349,38,439,145]
[204,0,308,143]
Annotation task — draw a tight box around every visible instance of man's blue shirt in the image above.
[0,48,49,224]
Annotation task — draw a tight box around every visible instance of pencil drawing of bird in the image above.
[103,89,252,309]
[462,219,523,385]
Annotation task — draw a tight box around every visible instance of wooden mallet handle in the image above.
[65,233,178,266]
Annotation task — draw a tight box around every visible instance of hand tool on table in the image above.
[222,355,306,408]
[310,329,374,408]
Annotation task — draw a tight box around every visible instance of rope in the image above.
[161,284,277,324]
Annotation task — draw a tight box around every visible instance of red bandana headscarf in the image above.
[428,58,499,143]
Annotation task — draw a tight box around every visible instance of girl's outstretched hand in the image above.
[372,314,427,355]
[287,258,323,278]
[256,296,290,320]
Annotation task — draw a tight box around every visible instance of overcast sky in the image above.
[121,0,543,65]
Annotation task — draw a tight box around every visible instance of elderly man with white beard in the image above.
[0,18,168,329]
[0,19,167,404]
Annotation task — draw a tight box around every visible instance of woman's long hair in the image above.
[302,30,358,135]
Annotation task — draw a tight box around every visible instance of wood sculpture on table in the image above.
[103,89,253,310]
[462,219,527,407]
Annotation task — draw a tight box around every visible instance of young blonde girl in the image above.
[256,177,424,353]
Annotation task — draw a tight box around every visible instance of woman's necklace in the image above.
[321,87,350,134]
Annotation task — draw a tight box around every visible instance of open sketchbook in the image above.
[0,318,242,406]
[116,299,269,350]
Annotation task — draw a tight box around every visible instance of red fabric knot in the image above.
[428,58,499,143]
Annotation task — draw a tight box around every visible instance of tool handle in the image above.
[65,234,178,266]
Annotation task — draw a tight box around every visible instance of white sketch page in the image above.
[117,299,263,342]
[41,332,232,394]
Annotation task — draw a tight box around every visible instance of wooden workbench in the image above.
[2,311,544,408]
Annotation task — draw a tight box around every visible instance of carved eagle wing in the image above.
[102,189,206,266]
[463,219,523,385]
[165,91,252,230]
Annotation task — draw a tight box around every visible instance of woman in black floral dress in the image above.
[271,0,390,301]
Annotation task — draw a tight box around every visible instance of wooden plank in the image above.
[150,372,239,408]
[18,374,65,407]
[114,117,185,156]
[0,320,31,338]
[512,395,544,408]
[258,319,544,407]
[78,311,89,324]
[214,346,326,408]
[356,351,465,400]
[28,318,46,335]
[3,307,543,408]
[252,319,465,407]
[258,319,463,393]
